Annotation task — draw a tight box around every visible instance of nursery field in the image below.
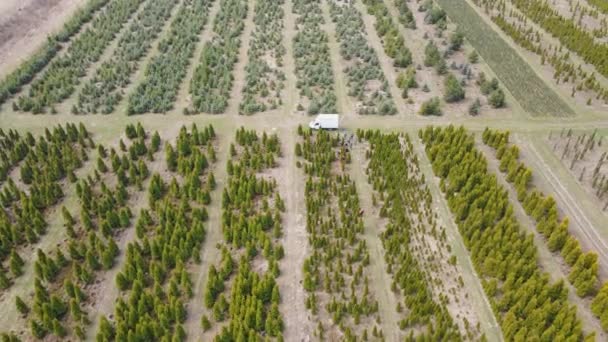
[0,0,607,341]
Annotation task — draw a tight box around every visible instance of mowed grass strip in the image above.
[436,0,574,117]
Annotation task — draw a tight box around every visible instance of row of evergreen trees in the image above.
[128,0,213,115]
[483,128,600,298]
[16,0,146,114]
[292,0,337,115]
[239,0,286,115]
[20,123,158,339]
[475,0,608,104]
[74,0,177,115]
[0,123,92,290]
[421,125,590,340]
[362,130,473,340]
[330,2,396,116]
[189,0,248,114]
[297,127,380,340]
[202,127,284,340]
[0,0,109,107]
[97,124,215,340]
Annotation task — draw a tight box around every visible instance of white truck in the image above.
[308,114,339,130]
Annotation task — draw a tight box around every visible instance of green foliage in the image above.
[422,125,585,340]
[362,0,412,69]
[363,131,463,339]
[443,73,465,103]
[17,0,145,113]
[190,0,248,114]
[419,97,442,116]
[0,0,109,106]
[202,127,284,340]
[483,128,600,298]
[297,129,379,337]
[435,0,574,116]
[292,0,337,114]
[330,3,396,115]
[75,0,177,114]
[97,125,216,340]
[239,0,286,115]
[128,0,212,114]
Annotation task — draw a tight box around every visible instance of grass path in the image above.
[475,136,605,339]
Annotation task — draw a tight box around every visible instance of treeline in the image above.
[329,2,396,115]
[75,0,177,114]
[96,124,216,340]
[421,126,587,340]
[23,123,157,339]
[0,0,110,107]
[0,123,92,290]
[202,127,284,340]
[16,0,145,114]
[361,130,467,340]
[292,0,337,115]
[483,128,599,298]
[483,129,608,334]
[297,128,379,340]
[128,0,213,115]
[8,124,154,339]
[239,0,286,115]
[189,0,248,114]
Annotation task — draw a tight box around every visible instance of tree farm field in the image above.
[0,0,607,341]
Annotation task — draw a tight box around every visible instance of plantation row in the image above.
[202,127,284,339]
[0,0,110,107]
[329,3,396,115]
[16,0,146,114]
[362,0,412,70]
[96,124,216,340]
[189,0,248,114]
[436,0,574,117]
[20,123,158,339]
[421,126,589,340]
[239,0,286,115]
[394,0,415,29]
[74,0,178,114]
[361,130,470,339]
[508,0,608,78]
[296,128,380,340]
[473,0,608,104]
[292,0,337,115]
[128,0,213,115]
[483,129,600,298]
[0,124,93,290]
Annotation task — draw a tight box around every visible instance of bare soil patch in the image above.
[0,0,83,78]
